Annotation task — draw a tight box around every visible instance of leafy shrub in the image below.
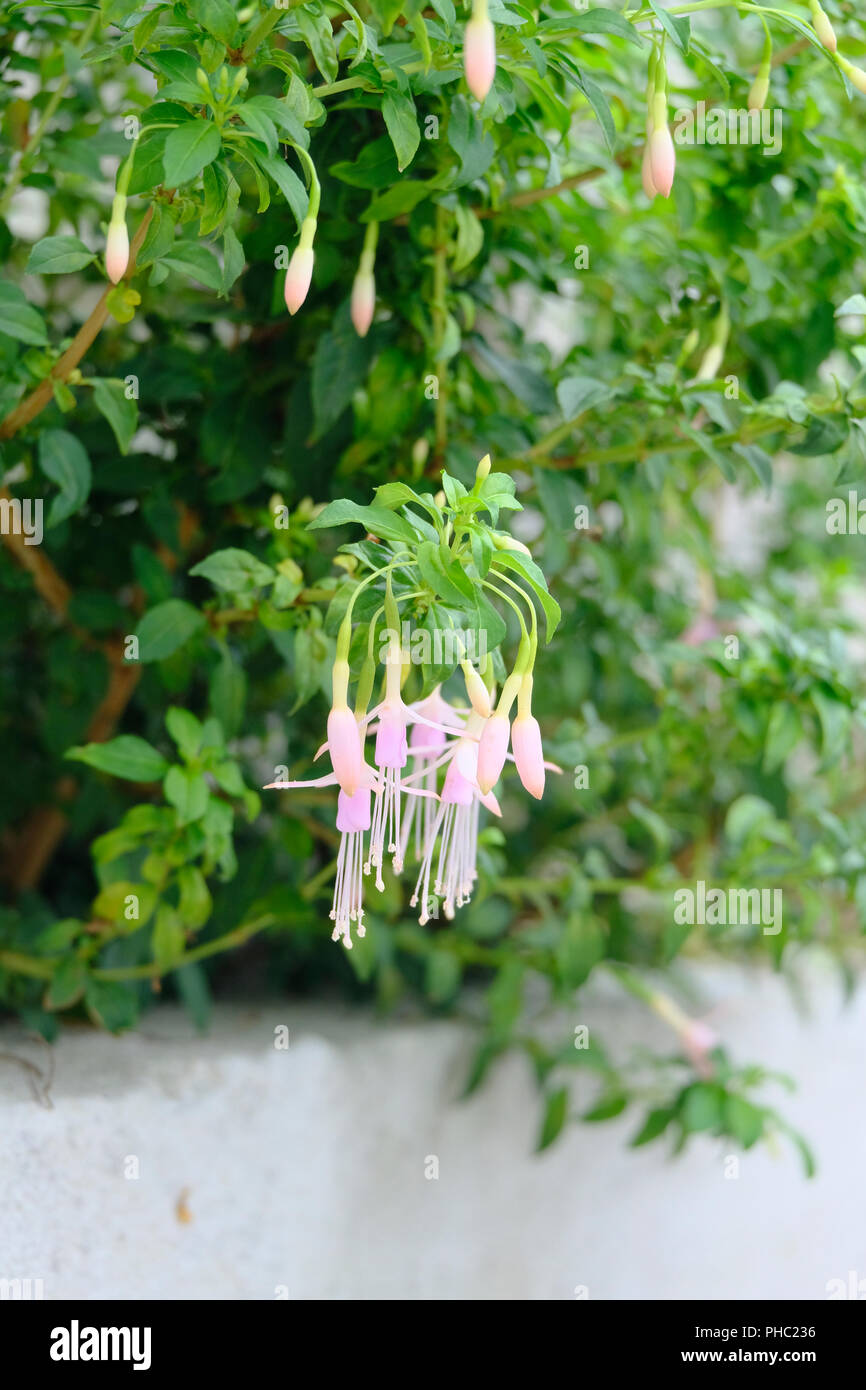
[2,0,865,1167]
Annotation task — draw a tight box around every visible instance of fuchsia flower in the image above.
[265,456,560,946]
[407,714,501,924]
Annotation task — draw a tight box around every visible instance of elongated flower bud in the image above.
[840,57,866,95]
[809,0,836,53]
[748,70,770,113]
[350,270,375,337]
[476,711,510,794]
[105,196,129,284]
[327,705,363,797]
[284,216,317,315]
[649,91,675,199]
[464,7,496,102]
[512,712,545,799]
[462,663,492,718]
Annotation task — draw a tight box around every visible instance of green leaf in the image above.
[297,6,339,83]
[188,0,238,45]
[66,734,169,782]
[174,962,212,1032]
[680,1083,723,1133]
[177,865,212,929]
[162,119,221,187]
[536,1086,569,1151]
[578,74,616,155]
[190,547,275,593]
[724,1093,764,1148]
[548,10,644,48]
[631,1106,675,1148]
[135,599,206,662]
[160,242,223,291]
[164,765,210,824]
[84,978,139,1034]
[255,152,309,229]
[44,958,88,1011]
[361,181,431,221]
[92,378,138,454]
[311,308,373,439]
[0,281,48,344]
[152,905,186,969]
[308,499,420,544]
[647,0,690,53]
[221,226,245,293]
[763,701,801,773]
[416,540,476,608]
[490,548,561,641]
[382,88,420,172]
[583,1093,628,1122]
[166,706,203,759]
[38,428,91,526]
[27,235,95,275]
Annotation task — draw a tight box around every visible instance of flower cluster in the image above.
[264,457,560,948]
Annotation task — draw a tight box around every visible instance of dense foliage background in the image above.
[2,0,866,1166]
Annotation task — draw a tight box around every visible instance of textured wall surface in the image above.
[1,960,864,1301]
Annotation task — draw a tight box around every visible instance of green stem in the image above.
[240,5,284,61]
[432,203,449,467]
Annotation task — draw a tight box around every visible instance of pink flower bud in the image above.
[476,711,510,794]
[350,270,375,337]
[327,705,363,796]
[511,713,545,799]
[464,15,496,102]
[649,123,676,199]
[284,245,314,315]
[105,218,129,284]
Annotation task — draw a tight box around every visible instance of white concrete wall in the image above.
[1,959,864,1301]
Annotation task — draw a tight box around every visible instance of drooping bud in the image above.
[462,662,492,718]
[512,675,545,799]
[512,712,545,799]
[284,216,317,315]
[476,711,510,794]
[809,0,836,53]
[649,89,676,199]
[748,70,770,113]
[350,220,378,338]
[351,271,375,337]
[105,195,129,284]
[464,1,496,103]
